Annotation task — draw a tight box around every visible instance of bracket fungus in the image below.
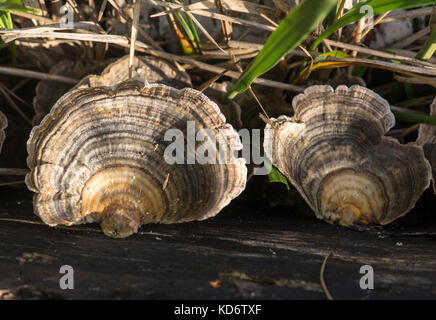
[75,55,192,90]
[33,55,242,133]
[33,56,191,126]
[77,55,242,130]
[264,85,431,226]
[33,60,105,125]
[417,97,436,194]
[26,80,247,238]
[203,81,243,130]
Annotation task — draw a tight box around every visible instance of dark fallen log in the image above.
[0,187,435,300]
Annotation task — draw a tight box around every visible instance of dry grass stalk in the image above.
[0,29,303,92]
[0,66,78,84]
[149,0,276,32]
[0,86,32,125]
[0,168,29,176]
[128,0,141,78]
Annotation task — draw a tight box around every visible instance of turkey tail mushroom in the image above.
[417,97,436,194]
[78,56,242,131]
[32,55,191,125]
[33,60,106,125]
[26,80,247,238]
[75,55,192,90]
[264,85,431,226]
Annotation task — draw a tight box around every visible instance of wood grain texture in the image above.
[0,188,435,299]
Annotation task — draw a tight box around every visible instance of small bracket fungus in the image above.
[33,60,105,125]
[417,97,436,194]
[74,55,193,90]
[26,80,247,238]
[33,55,242,133]
[264,85,432,226]
[78,56,242,132]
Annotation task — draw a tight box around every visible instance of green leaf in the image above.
[0,0,36,12]
[225,0,337,100]
[0,0,23,4]
[265,160,290,190]
[310,0,436,51]
[0,9,16,65]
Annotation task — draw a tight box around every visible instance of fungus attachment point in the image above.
[100,205,141,238]
[336,204,361,226]
[80,165,163,238]
[317,168,388,226]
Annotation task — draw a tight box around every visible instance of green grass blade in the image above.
[323,1,339,29]
[394,111,436,125]
[0,10,16,65]
[416,26,436,60]
[310,0,436,51]
[174,11,199,54]
[396,95,435,108]
[0,9,12,29]
[0,1,35,65]
[165,0,202,54]
[184,12,202,54]
[294,50,350,82]
[225,0,337,100]
[0,10,8,51]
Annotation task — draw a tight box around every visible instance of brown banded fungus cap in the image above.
[34,55,242,133]
[75,55,192,90]
[202,81,243,131]
[26,80,247,238]
[264,85,431,226]
[32,55,191,126]
[33,60,105,125]
[417,97,436,194]
[77,55,242,130]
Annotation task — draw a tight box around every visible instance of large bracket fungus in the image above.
[26,80,246,238]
